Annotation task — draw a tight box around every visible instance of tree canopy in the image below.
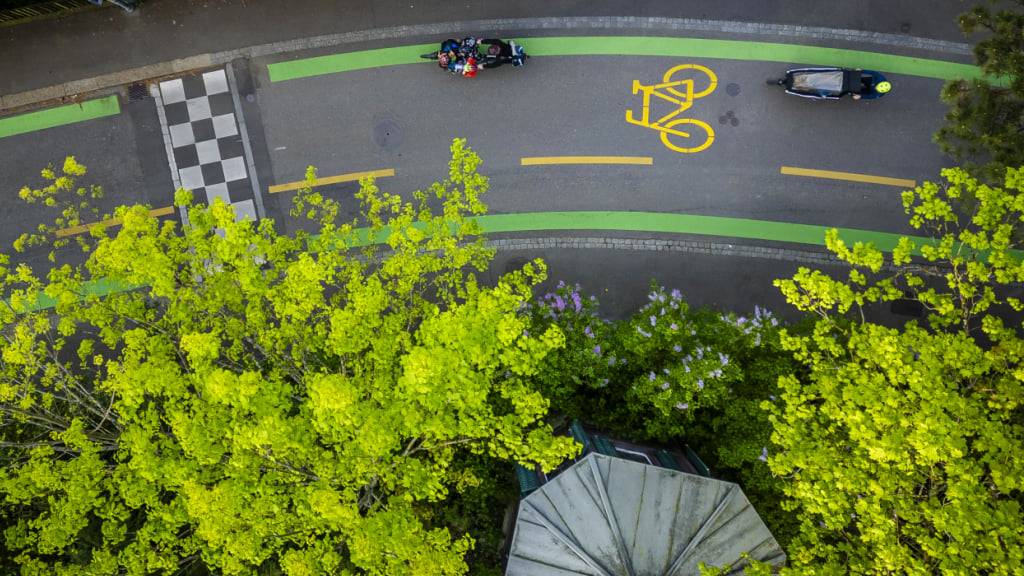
[936,0,1024,182]
[0,140,577,575]
[771,167,1024,574]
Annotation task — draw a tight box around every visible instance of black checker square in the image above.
[226,179,253,201]
[163,101,189,126]
[181,75,207,100]
[173,144,199,169]
[201,162,225,186]
[191,118,215,141]
[216,136,244,160]
[208,92,235,117]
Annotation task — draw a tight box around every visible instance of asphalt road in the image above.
[0,19,965,319]
[253,55,948,236]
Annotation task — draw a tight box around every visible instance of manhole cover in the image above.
[373,118,403,151]
[504,257,530,274]
[725,83,741,97]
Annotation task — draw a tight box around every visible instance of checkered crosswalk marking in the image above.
[153,68,257,221]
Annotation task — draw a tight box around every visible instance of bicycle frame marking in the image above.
[626,64,718,154]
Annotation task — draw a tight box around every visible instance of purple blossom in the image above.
[571,292,583,313]
[557,280,565,288]
[660,381,670,390]
[637,327,651,338]
[670,323,678,331]
[684,365,690,373]
[719,352,729,366]
[662,368,670,375]
[649,315,657,327]
[697,379,705,390]
[673,344,682,353]
[671,289,682,300]
[553,295,566,312]
[522,329,530,337]
[674,402,689,411]
[737,316,747,325]
[592,345,602,356]
[648,372,657,382]
[758,447,769,462]
[648,292,658,302]
[584,326,594,338]
[658,293,666,303]
[607,355,617,367]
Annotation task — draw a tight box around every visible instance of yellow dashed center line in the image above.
[56,206,176,238]
[521,156,654,166]
[780,166,917,188]
[268,168,396,194]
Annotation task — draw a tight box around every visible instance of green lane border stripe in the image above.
[473,211,916,251]
[268,36,985,83]
[16,211,934,312]
[0,95,121,139]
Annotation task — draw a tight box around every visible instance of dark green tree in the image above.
[935,0,1024,182]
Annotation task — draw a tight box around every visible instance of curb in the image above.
[0,15,972,113]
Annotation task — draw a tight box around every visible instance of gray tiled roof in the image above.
[506,453,785,575]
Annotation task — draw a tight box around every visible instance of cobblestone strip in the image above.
[485,235,878,268]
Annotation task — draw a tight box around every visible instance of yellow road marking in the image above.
[268,168,396,194]
[780,166,917,188]
[56,206,176,238]
[521,156,654,166]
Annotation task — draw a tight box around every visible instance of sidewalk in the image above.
[1,0,975,107]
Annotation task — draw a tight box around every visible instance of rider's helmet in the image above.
[875,81,892,94]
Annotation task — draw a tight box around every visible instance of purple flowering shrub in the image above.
[524,281,615,413]
[528,283,801,543]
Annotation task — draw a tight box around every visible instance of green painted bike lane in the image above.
[268,36,984,83]
[0,95,120,139]
[22,210,927,311]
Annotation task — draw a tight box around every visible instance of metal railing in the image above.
[0,0,101,26]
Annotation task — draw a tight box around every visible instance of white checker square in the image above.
[159,78,186,104]
[232,199,257,222]
[195,140,222,165]
[212,114,238,138]
[169,123,195,148]
[179,166,205,191]
[186,97,212,122]
[205,183,231,206]
[222,156,248,182]
[203,69,230,95]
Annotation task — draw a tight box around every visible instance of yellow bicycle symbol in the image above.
[626,64,718,154]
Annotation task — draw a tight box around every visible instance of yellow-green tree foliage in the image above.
[771,167,1024,574]
[0,140,577,575]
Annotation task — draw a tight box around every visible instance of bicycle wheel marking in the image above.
[625,64,717,154]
